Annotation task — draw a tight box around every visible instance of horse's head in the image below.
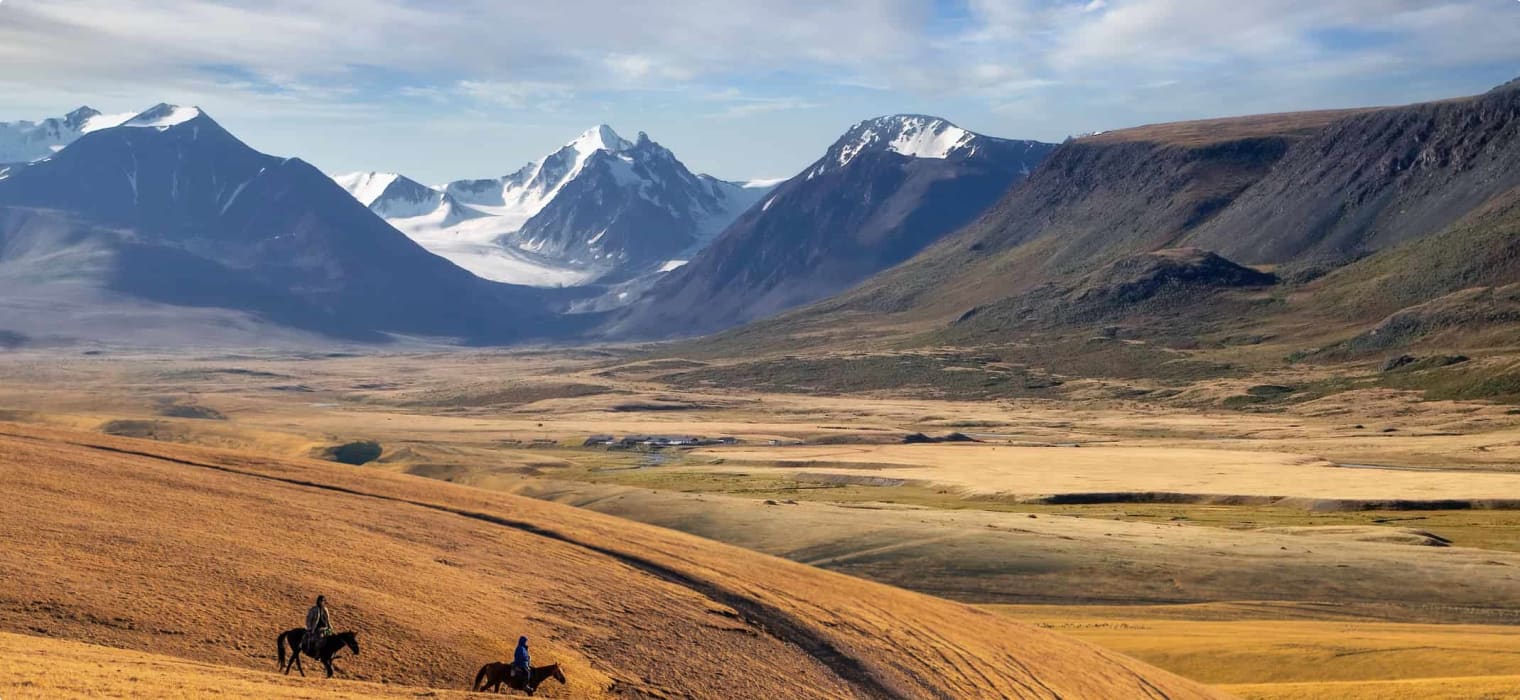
[552,664,566,683]
[341,632,360,655]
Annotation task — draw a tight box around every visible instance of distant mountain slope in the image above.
[813,109,1363,323]
[0,106,134,165]
[607,115,1055,337]
[333,171,461,220]
[1182,87,1520,267]
[0,104,568,346]
[687,78,1520,369]
[940,86,1520,342]
[335,126,768,287]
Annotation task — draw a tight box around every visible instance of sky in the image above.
[1,0,1518,183]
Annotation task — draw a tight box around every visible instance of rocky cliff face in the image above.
[1184,87,1520,268]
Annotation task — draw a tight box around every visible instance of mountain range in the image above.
[0,107,136,165]
[334,126,770,288]
[0,104,574,347]
[606,115,1055,337]
[2,76,1517,355]
[696,77,1520,380]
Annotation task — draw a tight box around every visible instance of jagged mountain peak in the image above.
[63,106,102,129]
[821,114,979,172]
[348,122,770,288]
[570,124,633,155]
[1490,75,1520,94]
[333,171,409,206]
[121,104,206,130]
[0,106,136,164]
[332,170,458,220]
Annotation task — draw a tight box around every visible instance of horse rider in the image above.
[513,635,532,687]
[305,595,332,655]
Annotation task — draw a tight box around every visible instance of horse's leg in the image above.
[323,655,335,679]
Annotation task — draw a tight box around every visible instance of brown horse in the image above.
[276,628,359,678]
[472,661,566,694]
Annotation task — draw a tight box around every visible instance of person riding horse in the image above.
[305,595,332,655]
[513,636,532,688]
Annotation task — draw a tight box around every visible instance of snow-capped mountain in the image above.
[813,115,984,175]
[605,115,1057,338]
[0,103,573,346]
[0,106,135,164]
[334,171,470,221]
[333,125,770,287]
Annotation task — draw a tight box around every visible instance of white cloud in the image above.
[0,0,1513,113]
[701,90,822,118]
[602,54,697,83]
[454,81,576,110]
[0,0,925,91]
[0,0,1514,183]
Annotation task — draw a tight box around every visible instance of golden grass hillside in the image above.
[0,632,485,699]
[0,422,1225,699]
[989,604,1520,700]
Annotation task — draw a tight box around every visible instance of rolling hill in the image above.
[0,421,1224,699]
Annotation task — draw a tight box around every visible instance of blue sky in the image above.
[1,0,1517,183]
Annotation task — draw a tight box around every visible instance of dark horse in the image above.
[276,628,360,678]
[472,661,566,694]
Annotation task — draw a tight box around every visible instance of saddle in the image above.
[303,628,329,655]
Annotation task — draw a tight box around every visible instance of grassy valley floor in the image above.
[6,349,1520,696]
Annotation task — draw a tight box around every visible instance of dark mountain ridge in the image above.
[606,115,1056,338]
[1183,87,1520,268]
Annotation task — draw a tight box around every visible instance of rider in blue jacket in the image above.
[513,636,532,686]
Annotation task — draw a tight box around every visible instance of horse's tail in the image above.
[472,664,489,692]
[277,631,287,669]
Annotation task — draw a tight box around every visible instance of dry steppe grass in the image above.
[0,632,482,699]
[0,422,1222,699]
[691,443,1520,503]
[1079,109,1373,146]
[988,604,1520,699]
[11,349,1520,697]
